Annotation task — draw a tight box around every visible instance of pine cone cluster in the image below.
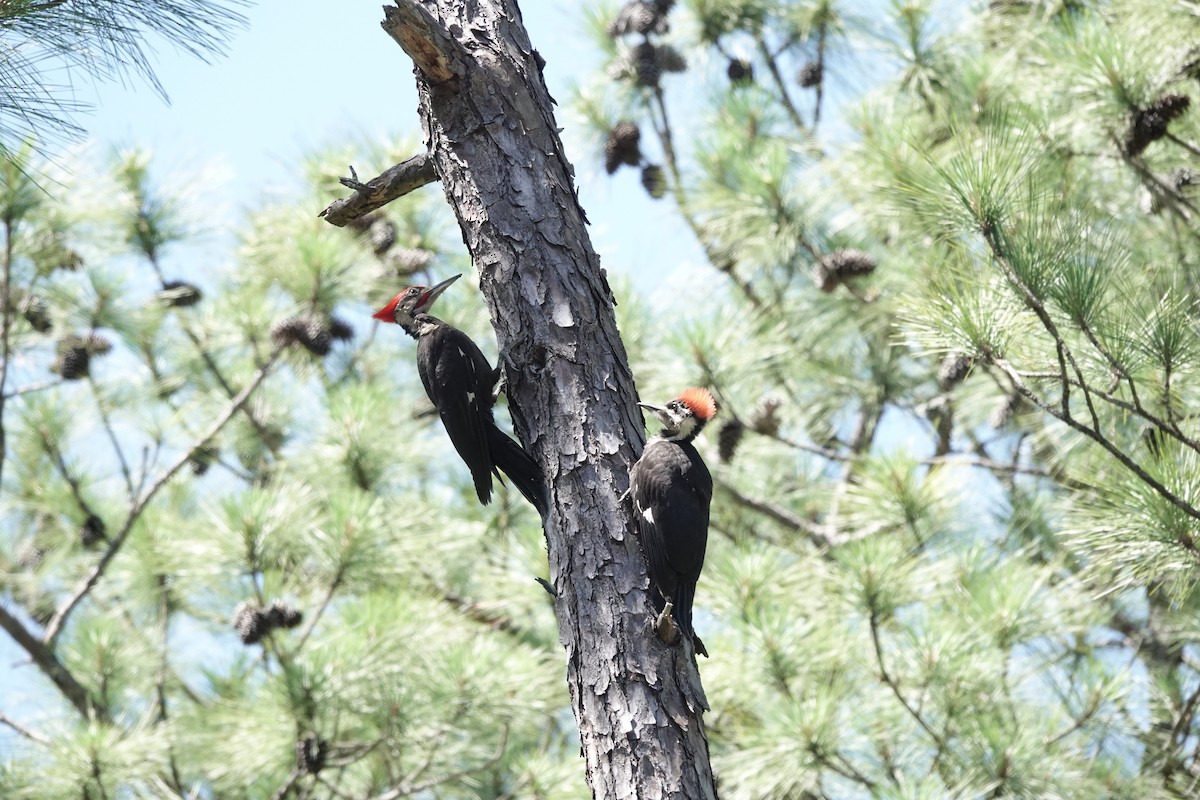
[811,249,877,292]
[937,352,974,391]
[605,122,643,174]
[271,315,354,356]
[608,0,672,37]
[158,279,203,308]
[232,599,303,645]
[1125,94,1191,157]
[51,333,109,380]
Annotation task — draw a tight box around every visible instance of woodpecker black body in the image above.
[629,387,717,656]
[374,275,547,516]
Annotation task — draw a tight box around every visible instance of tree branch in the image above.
[41,346,285,645]
[0,603,101,718]
[318,153,439,226]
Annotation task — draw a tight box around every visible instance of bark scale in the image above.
[377,2,717,797]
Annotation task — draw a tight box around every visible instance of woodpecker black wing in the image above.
[630,438,713,642]
[416,320,498,505]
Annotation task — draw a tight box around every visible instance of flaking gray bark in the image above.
[376,2,718,797]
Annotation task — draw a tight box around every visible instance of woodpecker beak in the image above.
[417,273,462,311]
[637,402,674,428]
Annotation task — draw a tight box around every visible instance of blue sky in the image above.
[76,0,703,290]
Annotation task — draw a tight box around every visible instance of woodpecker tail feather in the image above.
[672,581,707,657]
[486,425,548,517]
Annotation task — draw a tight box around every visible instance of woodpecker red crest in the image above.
[676,387,718,422]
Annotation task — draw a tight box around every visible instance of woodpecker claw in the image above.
[491,364,506,401]
[654,600,678,645]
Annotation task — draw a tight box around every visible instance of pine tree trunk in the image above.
[380,2,717,797]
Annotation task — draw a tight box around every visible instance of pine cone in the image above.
[608,0,667,36]
[813,249,876,291]
[266,600,303,630]
[369,219,397,256]
[296,734,328,775]
[798,61,822,88]
[20,294,52,333]
[604,121,642,174]
[641,164,667,199]
[937,352,974,391]
[749,397,782,436]
[727,58,754,85]
[301,318,332,356]
[232,602,268,645]
[159,279,203,307]
[80,514,106,548]
[15,541,45,571]
[83,332,113,356]
[53,338,90,380]
[989,393,1022,429]
[717,419,745,463]
[190,444,219,476]
[345,212,379,234]
[658,45,687,74]
[1125,94,1191,157]
[387,247,434,277]
[271,317,308,348]
[632,41,661,88]
[328,316,354,342]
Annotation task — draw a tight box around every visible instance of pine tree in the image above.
[6,0,1200,798]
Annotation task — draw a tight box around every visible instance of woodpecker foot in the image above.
[654,601,679,645]
[535,576,556,597]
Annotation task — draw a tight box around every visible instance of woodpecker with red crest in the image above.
[629,387,717,656]
[373,274,547,516]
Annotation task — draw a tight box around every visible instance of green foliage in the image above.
[5,0,1200,796]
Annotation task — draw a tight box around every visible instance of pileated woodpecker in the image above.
[373,274,547,516]
[629,387,717,656]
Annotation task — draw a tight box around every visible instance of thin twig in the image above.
[869,610,951,754]
[0,216,15,491]
[41,346,285,646]
[0,710,51,745]
[88,375,134,494]
[2,378,64,399]
[755,34,804,130]
[993,358,1200,526]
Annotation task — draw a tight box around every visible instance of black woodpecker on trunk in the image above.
[373,274,547,516]
[629,387,717,657]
